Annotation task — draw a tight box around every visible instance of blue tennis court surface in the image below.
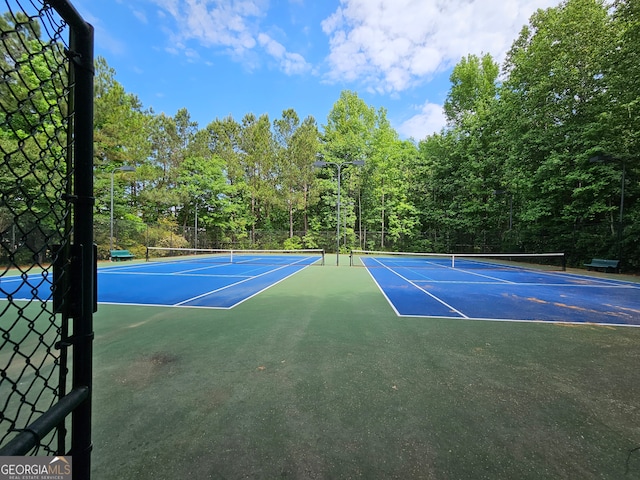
[358,255,640,326]
[98,254,321,308]
[2,253,321,309]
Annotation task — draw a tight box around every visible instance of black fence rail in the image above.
[0,0,94,477]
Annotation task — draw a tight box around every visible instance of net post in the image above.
[230,249,234,264]
[145,247,149,262]
[322,249,325,266]
[451,255,455,268]
[349,250,353,266]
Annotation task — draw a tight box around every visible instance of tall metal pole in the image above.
[69,17,94,480]
[617,161,625,260]
[109,166,136,256]
[110,170,114,253]
[509,194,513,231]
[336,163,341,266]
[314,158,364,266]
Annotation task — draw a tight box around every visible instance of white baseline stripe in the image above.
[98,301,231,310]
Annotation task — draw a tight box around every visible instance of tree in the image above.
[361,109,419,249]
[239,113,276,242]
[444,53,499,128]
[415,53,503,252]
[273,109,319,239]
[596,0,640,266]
[320,91,375,250]
[0,11,69,263]
[176,155,231,246]
[500,0,612,258]
[92,57,152,255]
[204,116,251,246]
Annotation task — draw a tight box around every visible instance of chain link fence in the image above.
[0,0,94,476]
[95,215,625,269]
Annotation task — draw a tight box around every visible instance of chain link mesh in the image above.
[1,0,72,454]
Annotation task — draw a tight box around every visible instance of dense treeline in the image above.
[1,0,638,270]
[416,0,639,269]
[0,11,69,265]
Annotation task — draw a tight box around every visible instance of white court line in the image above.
[362,256,640,326]
[98,301,232,310]
[171,263,231,274]
[222,264,315,309]
[396,312,640,327]
[447,267,518,284]
[368,257,469,319]
[0,277,26,283]
[101,255,318,276]
[175,257,316,306]
[411,280,637,288]
[101,261,230,275]
[362,265,402,317]
[100,270,253,278]
[374,257,517,284]
[393,261,640,288]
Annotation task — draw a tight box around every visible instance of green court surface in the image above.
[91,260,640,479]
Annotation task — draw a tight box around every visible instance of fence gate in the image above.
[0,0,94,477]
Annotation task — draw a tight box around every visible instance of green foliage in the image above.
[301,232,320,249]
[75,3,640,269]
[0,11,70,267]
[145,218,189,250]
[282,235,303,250]
[407,0,640,268]
[499,0,620,261]
[444,53,499,128]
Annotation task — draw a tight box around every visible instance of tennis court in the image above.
[87,263,640,479]
[352,251,640,326]
[3,252,640,478]
[99,249,325,308]
[2,249,325,310]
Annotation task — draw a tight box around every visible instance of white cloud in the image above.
[150,0,310,75]
[322,0,558,92]
[131,8,148,24]
[258,33,311,74]
[398,101,447,140]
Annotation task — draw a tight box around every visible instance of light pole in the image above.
[110,165,136,256]
[589,154,626,260]
[314,156,364,266]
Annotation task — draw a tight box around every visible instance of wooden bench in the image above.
[584,258,619,273]
[110,249,135,261]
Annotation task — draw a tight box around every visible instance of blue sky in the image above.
[73,0,558,140]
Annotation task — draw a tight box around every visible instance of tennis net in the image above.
[349,250,566,271]
[145,247,325,266]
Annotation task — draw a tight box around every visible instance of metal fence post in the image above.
[68,14,95,480]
